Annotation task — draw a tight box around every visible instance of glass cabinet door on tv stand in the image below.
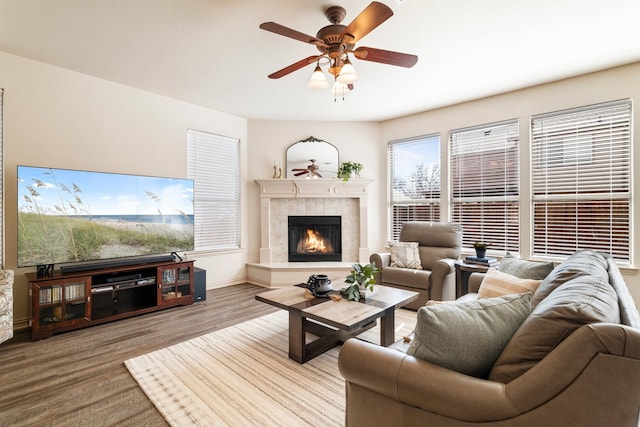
[158,263,193,305]
[31,277,90,339]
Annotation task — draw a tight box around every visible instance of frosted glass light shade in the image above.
[337,60,358,84]
[331,81,352,97]
[307,66,329,89]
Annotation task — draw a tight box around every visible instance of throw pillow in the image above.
[388,241,422,269]
[477,268,542,299]
[498,252,555,280]
[406,293,531,378]
[530,250,608,309]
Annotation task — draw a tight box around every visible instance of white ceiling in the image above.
[1,0,640,122]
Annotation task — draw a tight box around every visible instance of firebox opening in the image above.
[288,216,342,262]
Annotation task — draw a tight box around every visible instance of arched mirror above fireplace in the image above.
[286,136,338,179]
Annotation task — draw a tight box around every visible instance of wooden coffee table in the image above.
[255,284,418,363]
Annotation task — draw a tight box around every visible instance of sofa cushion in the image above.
[489,255,620,383]
[388,241,422,269]
[477,269,542,299]
[407,293,531,378]
[530,250,608,308]
[382,267,431,290]
[498,252,555,280]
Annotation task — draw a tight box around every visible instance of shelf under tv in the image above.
[26,259,195,340]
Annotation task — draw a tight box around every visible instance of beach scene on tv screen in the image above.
[17,166,194,267]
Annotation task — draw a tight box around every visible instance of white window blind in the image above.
[450,121,520,252]
[187,129,240,251]
[531,100,631,262]
[389,135,441,240]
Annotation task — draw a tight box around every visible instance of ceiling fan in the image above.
[259,1,418,95]
[292,159,323,178]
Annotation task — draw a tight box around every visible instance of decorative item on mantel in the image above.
[272,158,283,179]
[337,161,363,182]
[341,262,379,301]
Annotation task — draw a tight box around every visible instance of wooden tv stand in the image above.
[26,259,194,340]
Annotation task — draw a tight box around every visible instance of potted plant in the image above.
[342,262,379,301]
[337,161,363,182]
[473,241,491,259]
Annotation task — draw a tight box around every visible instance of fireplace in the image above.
[288,216,342,262]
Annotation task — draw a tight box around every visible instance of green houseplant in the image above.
[342,262,379,301]
[473,241,491,259]
[337,161,363,182]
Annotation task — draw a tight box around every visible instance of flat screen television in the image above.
[17,165,194,270]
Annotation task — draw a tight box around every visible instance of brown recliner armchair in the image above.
[370,222,462,309]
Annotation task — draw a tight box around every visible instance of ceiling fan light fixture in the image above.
[261,2,417,101]
[336,57,358,84]
[307,65,329,89]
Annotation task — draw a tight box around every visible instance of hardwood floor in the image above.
[0,284,277,427]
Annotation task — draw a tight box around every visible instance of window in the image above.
[450,121,520,252]
[187,129,240,251]
[389,135,441,240]
[531,100,631,262]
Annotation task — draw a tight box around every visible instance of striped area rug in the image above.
[125,308,416,427]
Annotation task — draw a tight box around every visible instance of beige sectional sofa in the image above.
[339,250,640,426]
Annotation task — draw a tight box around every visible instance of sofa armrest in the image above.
[0,270,13,344]
[428,258,455,301]
[370,252,391,269]
[468,271,485,293]
[370,253,391,285]
[340,322,640,423]
[339,338,519,422]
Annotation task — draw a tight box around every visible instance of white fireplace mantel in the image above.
[250,178,372,286]
[255,178,373,199]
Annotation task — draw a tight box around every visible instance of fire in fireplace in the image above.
[288,216,342,262]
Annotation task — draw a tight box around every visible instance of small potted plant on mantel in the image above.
[337,161,363,182]
[473,241,491,259]
[342,262,379,301]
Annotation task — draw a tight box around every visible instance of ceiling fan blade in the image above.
[294,171,308,176]
[353,47,418,68]
[268,55,322,79]
[341,2,393,44]
[260,22,326,47]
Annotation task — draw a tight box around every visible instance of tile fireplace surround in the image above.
[247,179,372,287]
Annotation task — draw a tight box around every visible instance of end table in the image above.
[454,261,491,298]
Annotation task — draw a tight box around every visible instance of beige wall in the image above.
[379,62,640,302]
[1,51,249,328]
